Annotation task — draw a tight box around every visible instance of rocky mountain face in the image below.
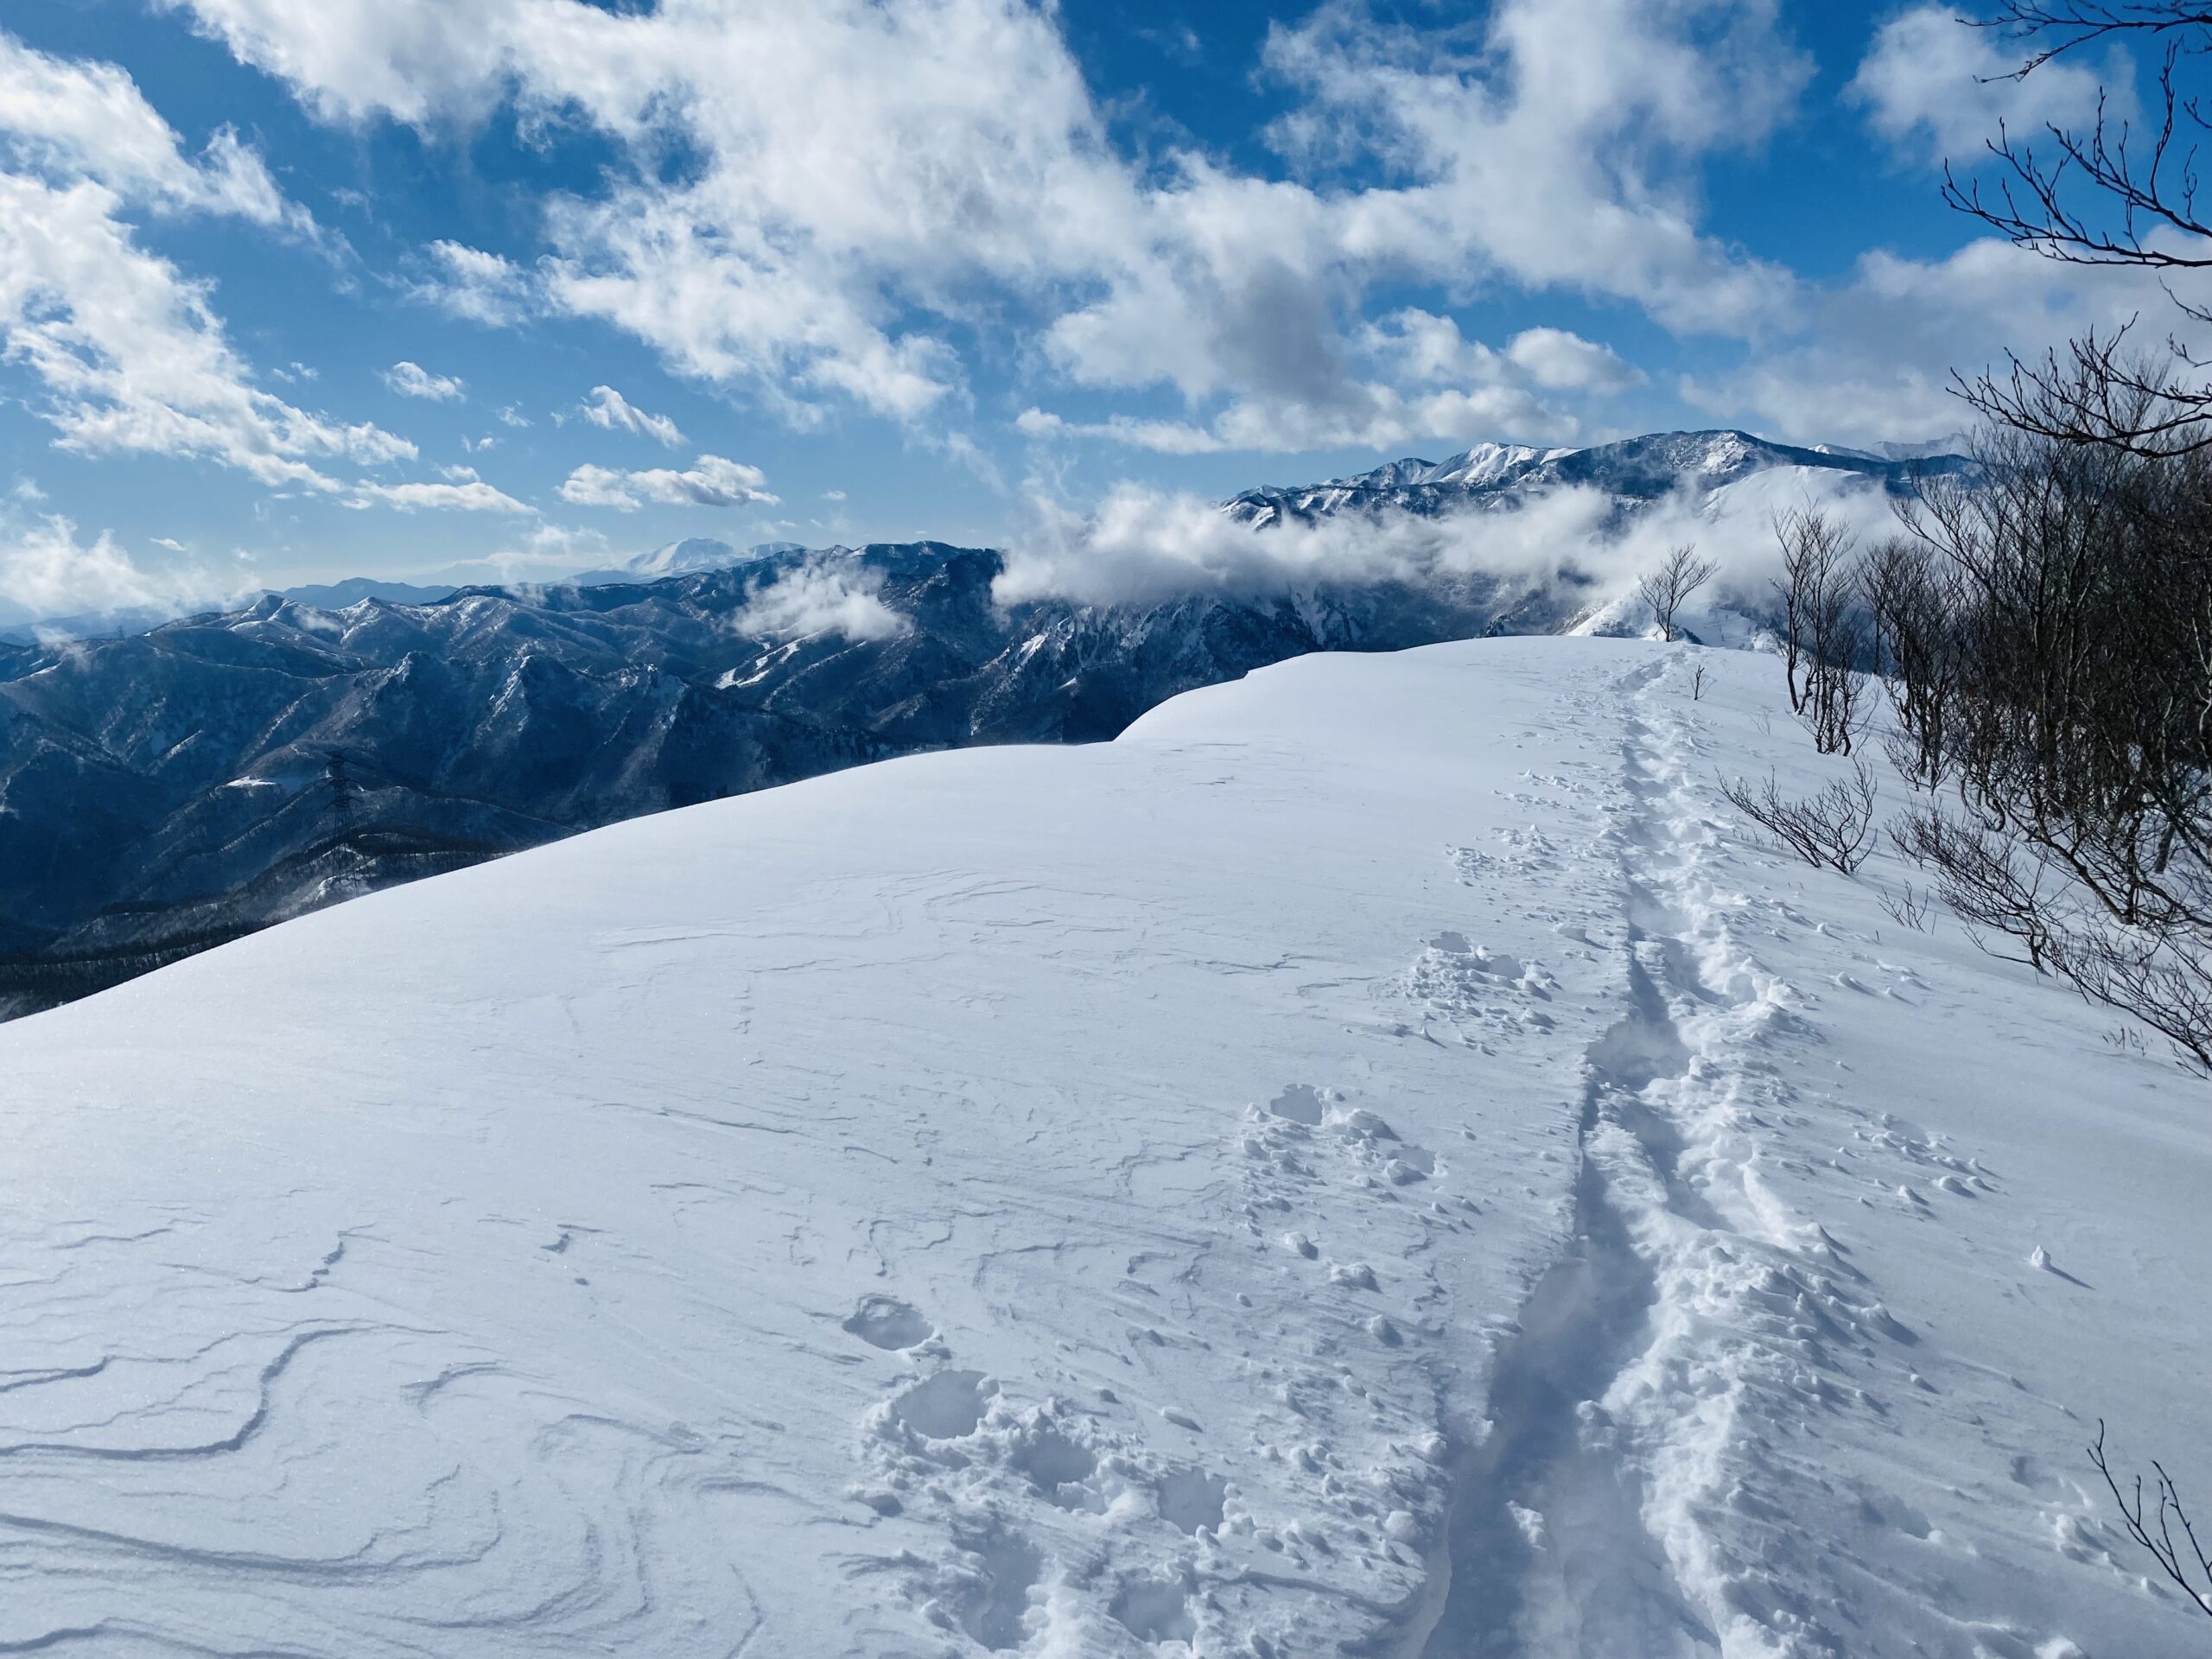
[0,430,1967,1016]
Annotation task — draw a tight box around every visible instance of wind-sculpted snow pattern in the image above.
[0,639,2203,1656]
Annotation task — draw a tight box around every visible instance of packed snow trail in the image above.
[0,640,2204,1656]
[1422,650,2209,1658]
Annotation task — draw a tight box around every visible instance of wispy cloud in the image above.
[995,462,1904,610]
[578,384,683,447]
[558,454,777,511]
[383,359,465,401]
[0,509,243,623]
[0,30,410,492]
[347,470,531,513]
[733,555,906,642]
[410,239,536,326]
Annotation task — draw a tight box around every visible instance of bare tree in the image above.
[1884,397,2212,1071]
[1945,3,2212,453]
[1862,536,1962,787]
[1720,761,1881,874]
[1773,508,1869,753]
[2091,1421,2212,1626]
[1837,3,2212,1072]
[1638,543,1719,642]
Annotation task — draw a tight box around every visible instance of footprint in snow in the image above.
[1109,1577,1196,1645]
[843,1294,934,1351]
[1329,1104,1440,1187]
[893,1370,995,1440]
[1156,1467,1228,1535]
[944,1522,1041,1652]
[1010,1421,1097,1506]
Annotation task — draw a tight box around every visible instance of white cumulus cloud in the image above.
[383,360,465,401]
[578,384,683,447]
[0,174,415,489]
[0,29,297,226]
[558,454,778,511]
[733,556,906,642]
[1504,327,1646,394]
[0,32,408,491]
[156,0,1815,445]
[1849,5,2118,166]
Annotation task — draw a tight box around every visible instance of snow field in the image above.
[0,638,2203,1656]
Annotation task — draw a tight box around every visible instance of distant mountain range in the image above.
[0,550,817,645]
[0,430,1966,1015]
[1227,429,1968,526]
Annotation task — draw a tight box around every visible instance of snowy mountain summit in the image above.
[0,637,2198,1657]
[568,537,809,586]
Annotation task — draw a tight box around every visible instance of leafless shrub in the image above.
[1720,760,1881,875]
[2103,1023,2152,1058]
[1773,507,1869,754]
[1692,661,1707,701]
[1877,880,1936,932]
[2090,1421,2212,1628]
[1890,811,2063,974]
[1639,543,1719,643]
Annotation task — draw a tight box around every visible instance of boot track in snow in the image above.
[1418,656,1933,1657]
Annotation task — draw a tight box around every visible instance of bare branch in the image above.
[2090,1421,2212,1619]
[1721,762,1881,875]
[1971,4,2212,75]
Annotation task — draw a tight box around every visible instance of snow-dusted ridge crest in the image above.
[0,637,2203,1656]
[1226,428,1973,530]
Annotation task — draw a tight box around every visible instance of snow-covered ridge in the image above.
[0,429,1971,1020]
[0,637,2201,1656]
[1227,429,1972,529]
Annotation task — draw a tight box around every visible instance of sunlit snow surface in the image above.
[0,639,2204,1657]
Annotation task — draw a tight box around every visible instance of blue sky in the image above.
[0,0,2159,611]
